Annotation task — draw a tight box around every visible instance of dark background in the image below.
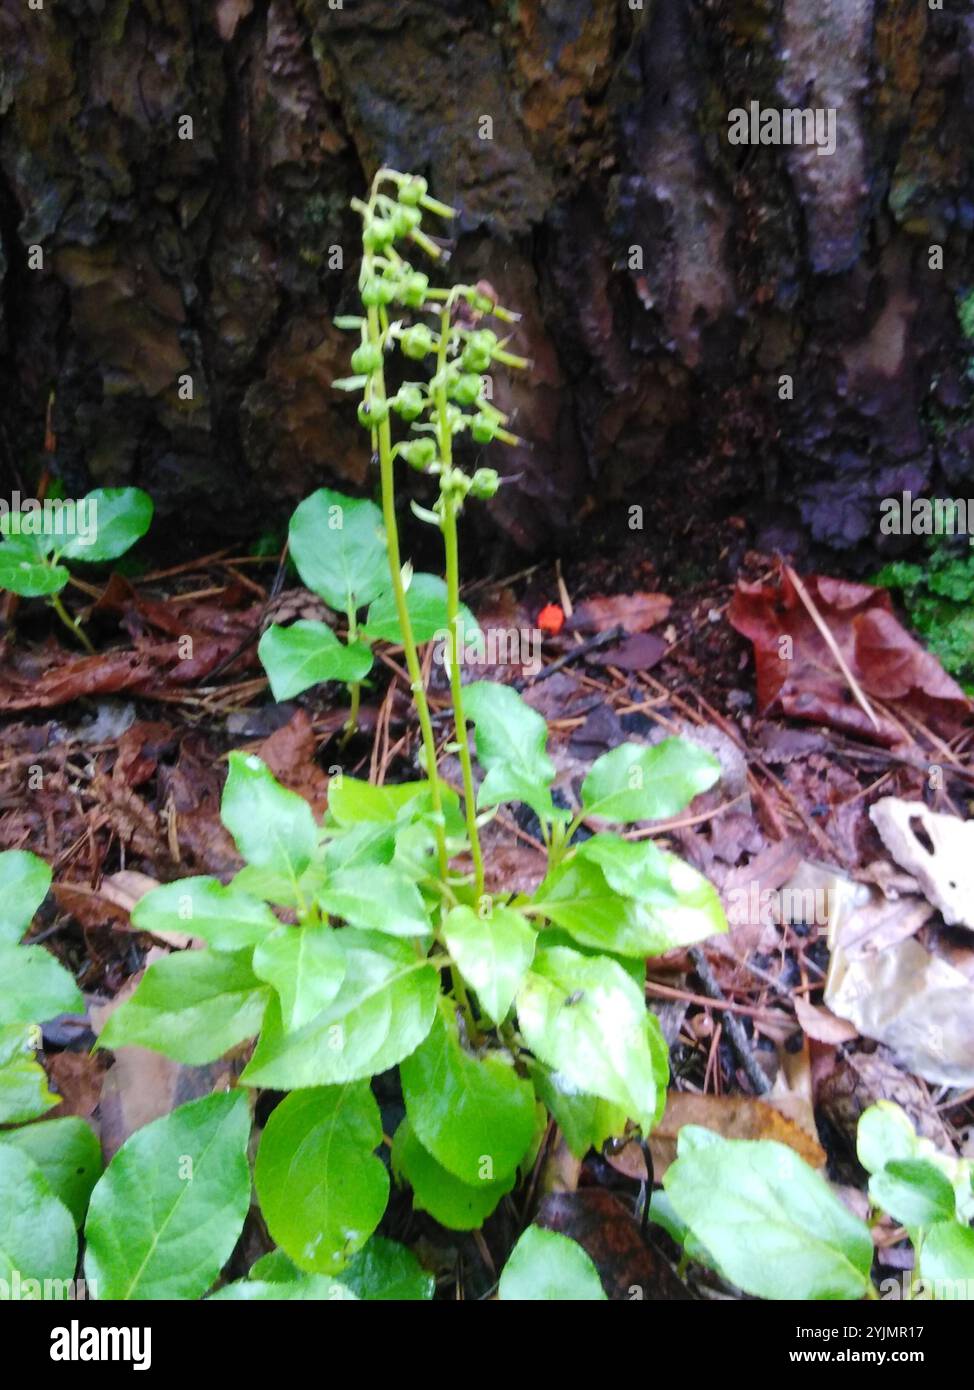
[1,0,972,566]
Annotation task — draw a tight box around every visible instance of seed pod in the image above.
[398,175,428,208]
[470,413,498,444]
[391,205,422,238]
[400,438,437,470]
[361,277,397,307]
[401,325,434,360]
[449,373,483,407]
[357,398,389,428]
[398,272,430,308]
[392,384,425,421]
[350,343,383,375]
[469,467,500,499]
[363,218,395,251]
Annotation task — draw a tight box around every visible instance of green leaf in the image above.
[289,488,389,613]
[442,904,536,1025]
[0,943,83,1025]
[242,929,439,1088]
[400,1009,537,1184]
[531,857,655,957]
[498,1226,606,1301]
[856,1101,918,1175]
[664,1127,874,1300]
[249,1249,301,1281]
[98,949,270,1064]
[84,1092,251,1300]
[0,534,68,596]
[340,1235,435,1300]
[575,833,679,903]
[869,1159,957,1230]
[362,572,480,644]
[0,1117,102,1227]
[515,945,662,1133]
[0,1146,77,1291]
[0,1024,58,1123]
[253,924,346,1031]
[0,510,57,551]
[255,1084,388,1276]
[230,861,327,910]
[581,738,721,823]
[131,876,280,952]
[391,1118,512,1230]
[464,680,564,823]
[59,488,153,562]
[326,776,438,826]
[535,853,725,957]
[323,822,396,873]
[211,1276,356,1300]
[919,1221,974,1294]
[528,1063,628,1160]
[317,866,432,938]
[258,621,374,700]
[221,752,318,883]
[0,849,52,944]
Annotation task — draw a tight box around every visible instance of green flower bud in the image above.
[391,384,424,421]
[398,175,428,208]
[398,272,430,308]
[357,398,389,429]
[449,373,483,406]
[460,344,492,373]
[362,217,395,251]
[399,438,437,471]
[401,324,434,360]
[350,343,383,375]
[390,205,422,238]
[469,467,500,499]
[470,413,498,444]
[361,277,397,307]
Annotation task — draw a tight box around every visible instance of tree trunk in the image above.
[1,0,972,563]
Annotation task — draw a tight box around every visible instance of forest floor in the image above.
[2,534,973,1300]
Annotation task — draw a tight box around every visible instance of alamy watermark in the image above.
[726,882,833,928]
[0,492,97,546]
[0,1270,95,1300]
[879,493,974,543]
[432,620,543,678]
[727,101,836,156]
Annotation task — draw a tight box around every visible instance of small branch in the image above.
[688,946,771,1096]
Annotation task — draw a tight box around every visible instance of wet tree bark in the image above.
[0,0,972,564]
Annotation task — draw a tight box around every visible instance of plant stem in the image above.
[50,593,95,654]
[365,301,448,879]
[435,302,485,900]
[441,494,485,898]
[340,606,361,749]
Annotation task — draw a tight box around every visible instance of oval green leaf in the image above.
[581,738,721,823]
[400,1008,537,1184]
[241,929,439,1089]
[288,488,388,613]
[84,1092,251,1300]
[98,949,270,1064]
[255,1084,388,1275]
[60,488,153,563]
[498,1226,606,1301]
[0,1145,77,1291]
[258,621,374,700]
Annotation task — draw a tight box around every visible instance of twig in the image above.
[512,624,626,691]
[688,946,771,1095]
[785,564,880,731]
